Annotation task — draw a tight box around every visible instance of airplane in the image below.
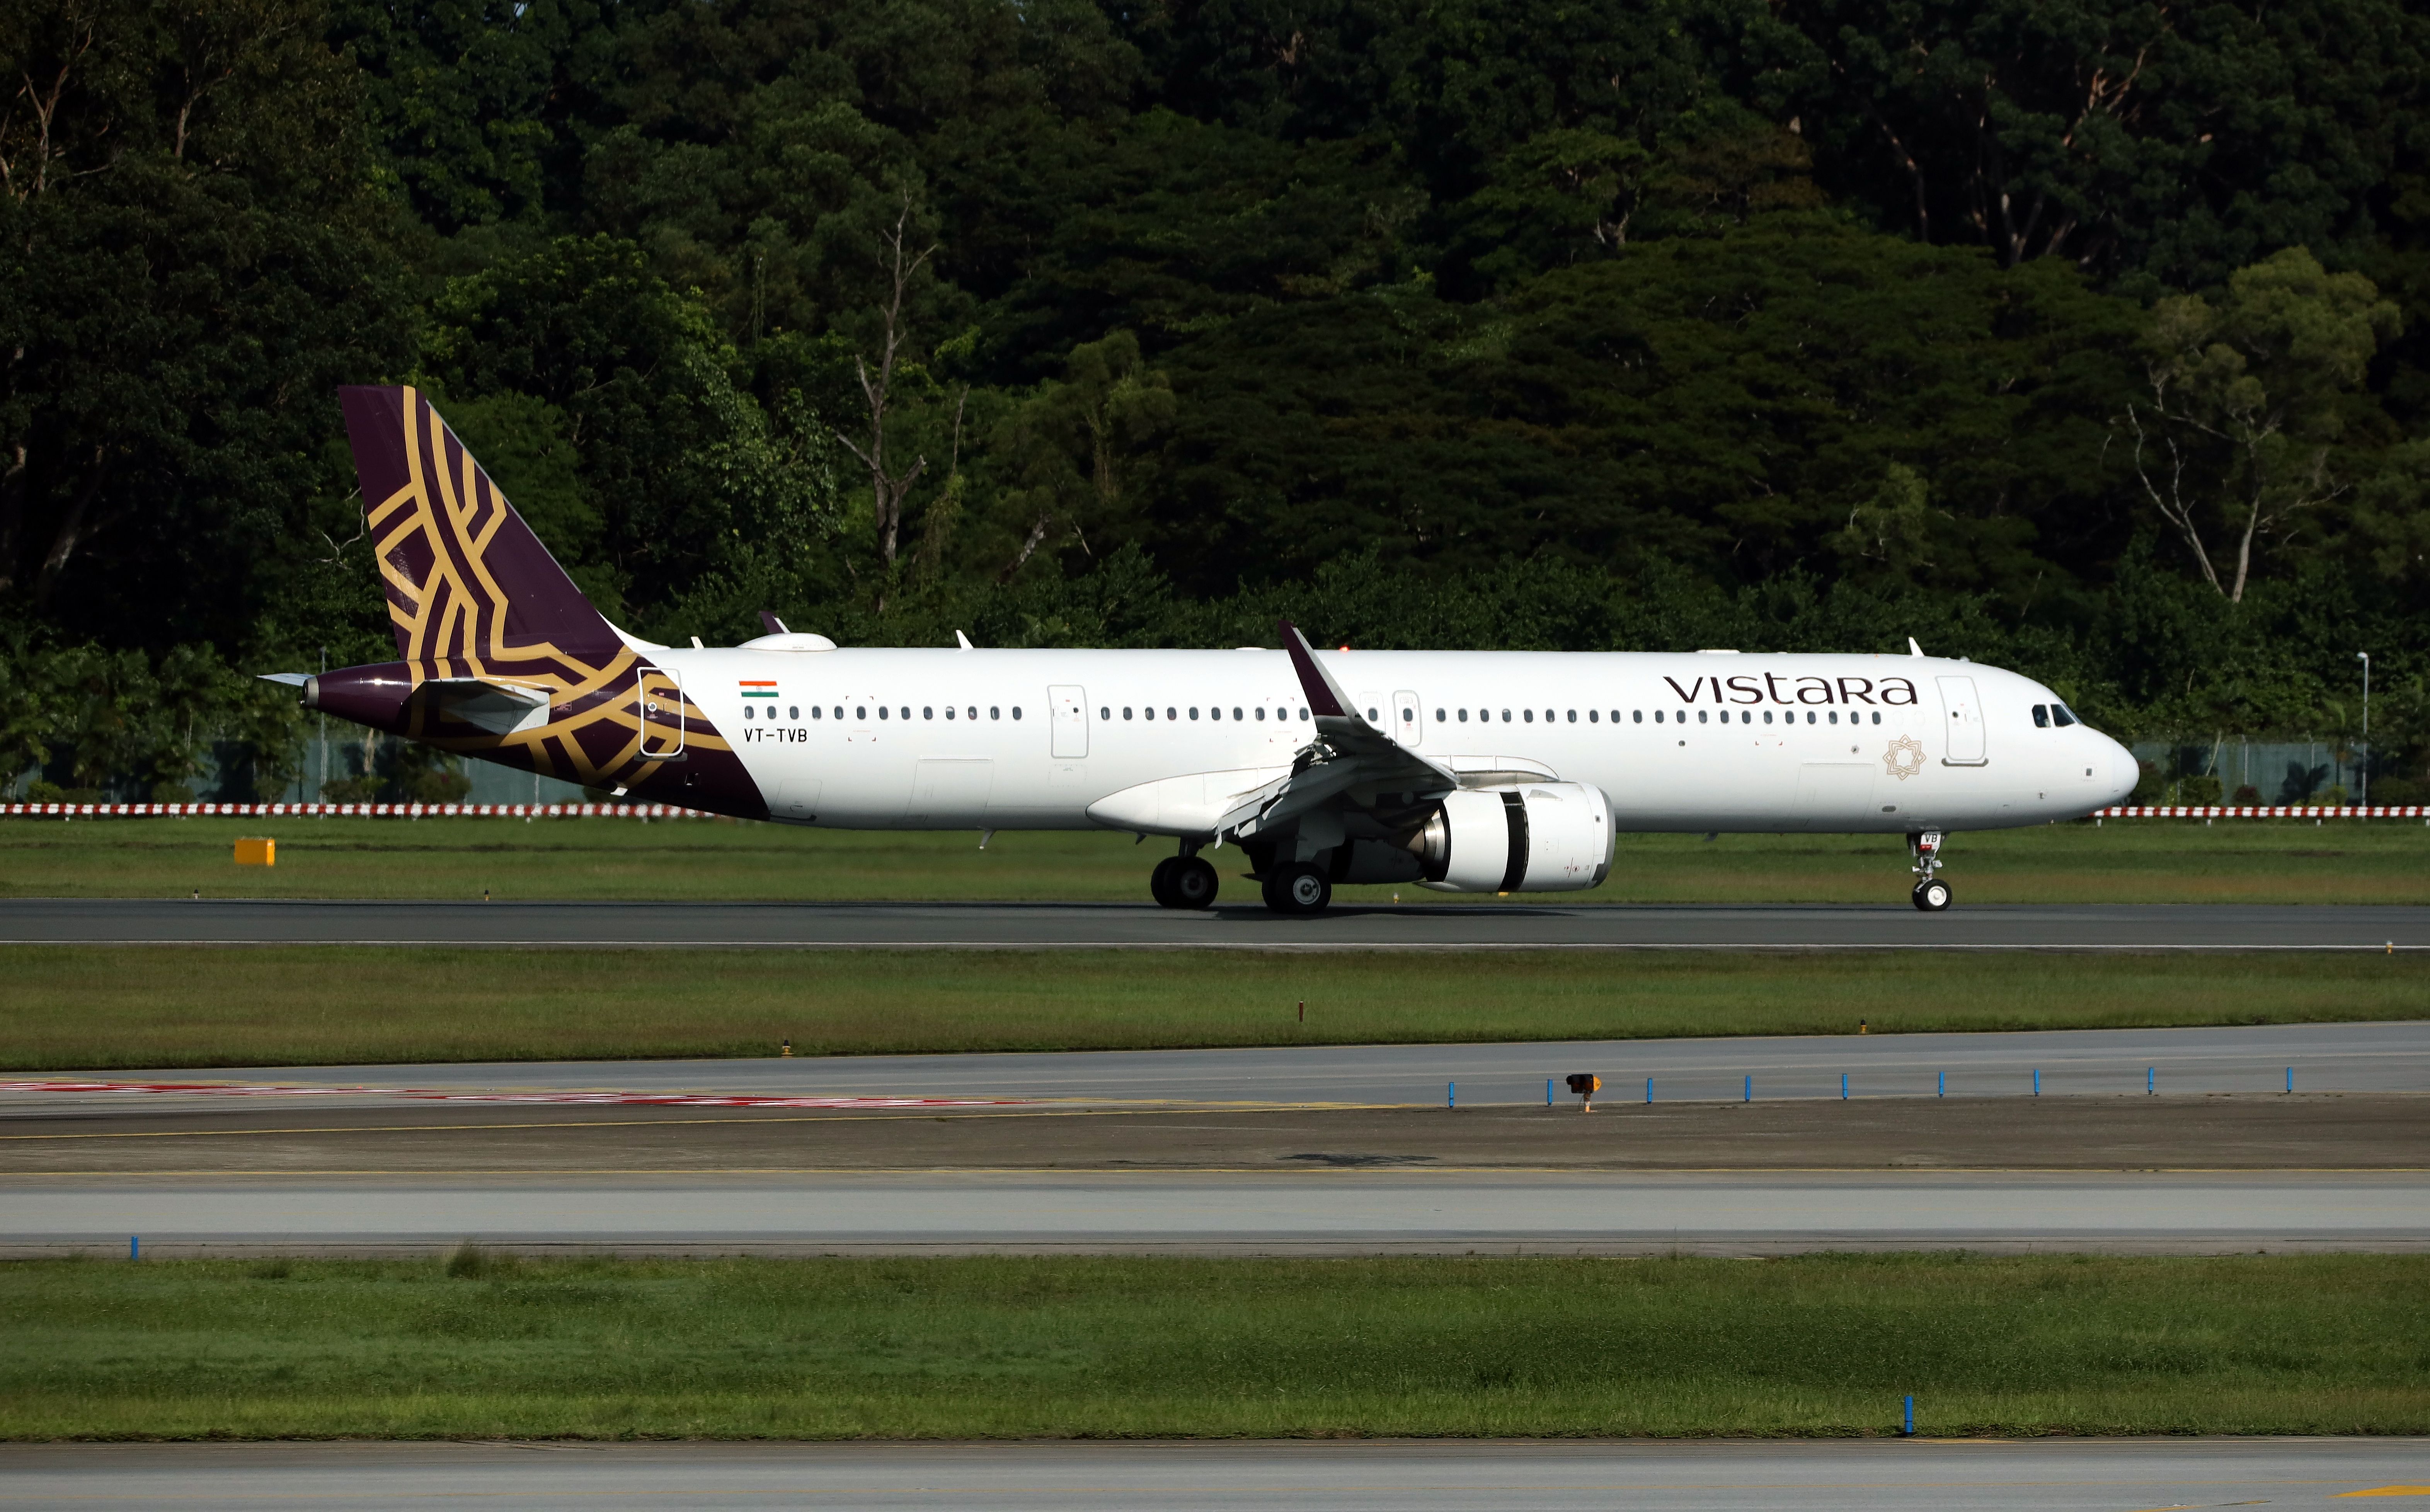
[269,385,2141,914]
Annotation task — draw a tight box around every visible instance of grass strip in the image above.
[3,816,2427,904]
[1,945,2420,1070]
[4,1252,2426,1439]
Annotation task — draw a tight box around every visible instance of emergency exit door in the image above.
[1393,689,1424,746]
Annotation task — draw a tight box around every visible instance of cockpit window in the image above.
[2052,703,2078,727]
[2032,704,2050,728]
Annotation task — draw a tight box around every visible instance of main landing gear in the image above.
[1909,829,1952,911]
[1150,849,1219,909]
[1261,861,1332,917]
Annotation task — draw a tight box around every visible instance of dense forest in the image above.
[3,0,2428,801]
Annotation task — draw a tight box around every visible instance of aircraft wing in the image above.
[1217,621,1460,841]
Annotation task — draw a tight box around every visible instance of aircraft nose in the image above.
[2105,736,2139,805]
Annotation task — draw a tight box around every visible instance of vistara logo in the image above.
[1883,734,1926,781]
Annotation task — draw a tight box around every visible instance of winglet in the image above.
[955,630,975,651]
[760,611,788,635]
[1908,637,1925,657]
[1278,619,1350,717]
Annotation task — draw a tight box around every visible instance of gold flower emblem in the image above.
[1883,734,1926,780]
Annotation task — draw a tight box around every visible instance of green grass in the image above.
[3,814,2427,904]
[3,946,2420,1070]
[4,1253,2425,1439]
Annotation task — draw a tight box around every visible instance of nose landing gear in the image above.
[1908,829,1951,911]
[1150,848,1220,909]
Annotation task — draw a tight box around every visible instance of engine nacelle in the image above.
[1412,783,1612,893]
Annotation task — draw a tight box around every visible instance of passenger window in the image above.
[1610,710,1620,723]
[1254,707,1265,721]
[1457,708,1468,722]
[1166,707,1176,720]
[1299,708,1310,721]
[1191,707,1201,720]
[742,705,754,720]
[1366,707,1378,721]
[1806,711,1816,724]
[946,707,956,720]
[1698,710,1709,724]
[1523,709,1534,723]
[1632,710,1642,723]
[878,706,888,720]
[1145,707,1155,720]
[1566,710,1576,723]
[1124,707,1134,720]
[988,707,999,720]
[839,707,848,720]
[812,706,822,720]
[1012,707,1022,719]
[2032,704,2050,728]
[1434,708,1446,721]
[1099,706,1109,720]
[1209,707,1219,720]
[1501,709,1512,722]
[1827,711,1837,725]
[1654,710,1664,724]
[1588,710,1599,722]
[923,707,933,720]
[1235,707,1244,720]
[1871,711,1881,725]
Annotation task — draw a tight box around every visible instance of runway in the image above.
[8,897,2429,948]
[3,1437,2427,1510]
[8,1023,2425,1254]
[10,1170,2427,1255]
[17,1019,2425,1108]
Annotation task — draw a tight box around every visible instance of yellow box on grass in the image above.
[233,838,275,867]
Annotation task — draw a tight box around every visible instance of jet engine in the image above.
[1410,783,1612,893]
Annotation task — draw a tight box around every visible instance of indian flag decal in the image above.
[739,680,778,698]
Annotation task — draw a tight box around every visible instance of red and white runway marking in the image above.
[0,1079,1022,1109]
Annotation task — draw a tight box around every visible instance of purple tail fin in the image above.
[339,385,621,664]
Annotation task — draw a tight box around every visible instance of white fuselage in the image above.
[660,646,2140,834]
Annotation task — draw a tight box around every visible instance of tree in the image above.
[2122,247,2398,601]
[1744,0,2430,289]
[834,196,937,576]
[0,0,408,648]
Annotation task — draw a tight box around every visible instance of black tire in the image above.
[1264,862,1332,916]
[1912,877,1952,911]
[1171,856,1220,909]
[1149,856,1180,908]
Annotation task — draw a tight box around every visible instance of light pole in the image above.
[2357,652,2370,809]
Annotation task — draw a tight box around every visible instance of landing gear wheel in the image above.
[1912,878,1952,911]
[1262,862,1332,916]
[1149,856,1181,908]
[1170,856,1219,909]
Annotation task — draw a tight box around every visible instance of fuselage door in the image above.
[1937,675,1987,765]
[1049,685,1089,758]
[638,666,685,759]
[1393,689,1424,747]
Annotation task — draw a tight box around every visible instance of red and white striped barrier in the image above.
[2098,805,2427,819]
[0,802,710,819]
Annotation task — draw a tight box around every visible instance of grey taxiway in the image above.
[3,1439,2427,1511]
[7,897,2428,948]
